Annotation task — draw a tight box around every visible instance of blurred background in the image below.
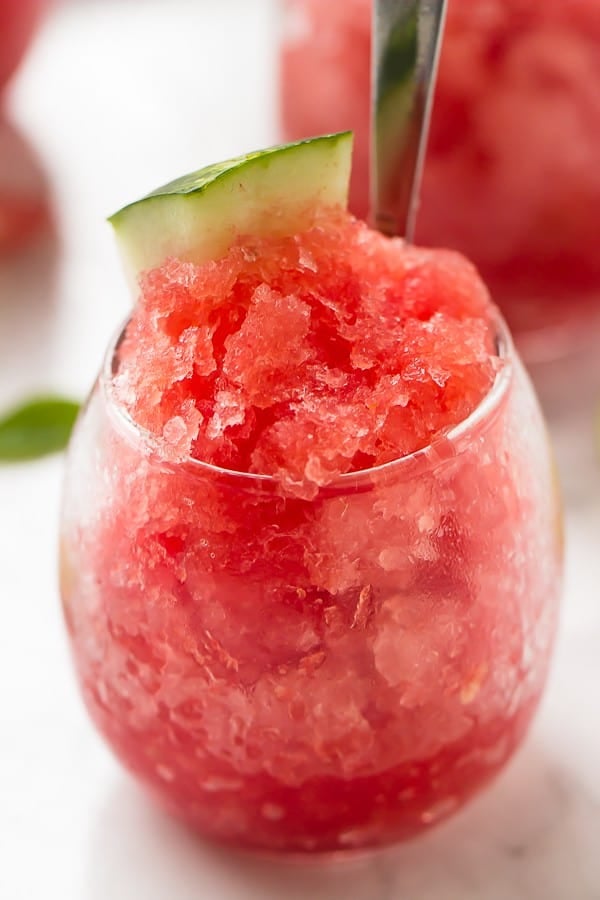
[0,1,598,898]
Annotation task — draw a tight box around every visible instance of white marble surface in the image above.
[0,2,599,898]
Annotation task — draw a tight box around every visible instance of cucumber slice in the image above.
[109,132,353,279]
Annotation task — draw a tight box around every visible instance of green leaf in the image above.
[0,396,80,462]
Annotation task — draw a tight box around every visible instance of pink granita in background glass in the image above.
[60,211,562,854]
[0,0,48,91]
[280,0,600,359]
[0,117,48,254]
[0,0,50,253]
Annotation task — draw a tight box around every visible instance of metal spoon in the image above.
[371,0,448,240]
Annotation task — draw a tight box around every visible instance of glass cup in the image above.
[280,0,600,365]
[59,312,562,855]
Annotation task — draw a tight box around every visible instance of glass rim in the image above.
[100,308,514,489]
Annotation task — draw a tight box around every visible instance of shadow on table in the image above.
[84,739,600,900]
[0,113,59,407]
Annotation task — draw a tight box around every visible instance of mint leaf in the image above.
[0,396,80,462]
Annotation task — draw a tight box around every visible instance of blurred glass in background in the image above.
[0,0,51,254]
[281,0,600,366]
[280,0,600,500]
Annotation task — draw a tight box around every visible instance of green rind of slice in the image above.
[109,132,353,281]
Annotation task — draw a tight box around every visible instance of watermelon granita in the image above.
[0,0,48,91]
[280,0,600,357]
[60,136,562,854]
[0,0,50,253]
[0,117,48,254]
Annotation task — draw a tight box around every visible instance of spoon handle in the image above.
[371,0,447,240]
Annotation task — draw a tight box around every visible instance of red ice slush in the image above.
[61,202,561,852]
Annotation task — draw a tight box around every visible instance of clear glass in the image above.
[280,0,600,363]
[60,318,562,855]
